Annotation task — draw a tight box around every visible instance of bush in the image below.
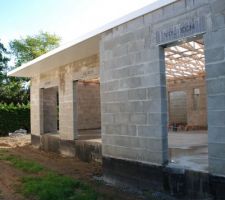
[0,103,30,136]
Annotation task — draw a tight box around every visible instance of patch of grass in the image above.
[21,172,98,200]
[0,151,100,199]
[0,154,44,173]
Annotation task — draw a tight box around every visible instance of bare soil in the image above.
[0,135,143,200]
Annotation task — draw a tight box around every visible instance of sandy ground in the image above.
[0,135,143,200]
[0,134,31,148]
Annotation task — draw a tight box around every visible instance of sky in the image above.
[0,0,157,46]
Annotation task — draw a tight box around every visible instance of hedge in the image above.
[0,103,30,136]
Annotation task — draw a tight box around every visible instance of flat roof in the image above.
[8,0,176,77]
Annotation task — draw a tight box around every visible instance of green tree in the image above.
[0,31,61,104]
[10,31,61,67]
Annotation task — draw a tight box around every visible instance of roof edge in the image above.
[8,0,176,77]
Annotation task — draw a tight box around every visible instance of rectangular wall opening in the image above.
[73,79,101,140]
[164,37,208,171]
[43,86,59,134]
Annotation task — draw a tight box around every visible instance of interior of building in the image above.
[164,37,208,171]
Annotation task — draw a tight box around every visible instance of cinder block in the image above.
[207,78,225,95]
[126,17,144,32]
[128,88,147,100]
[147,86,167,100]
[209,157,225,176]
[208,94,225,110]
[113,45,128,57]
[102,144,166,164]
[137,125,167,138]
[114,113,130,124]
[205,47,224,63]
[209,143,225,159]
[206,61,225,79]
[119,77,142,89]
[120,101,144,113]
[208,126,225,143]
[204,29,225,49]
[208,111,225,126]
[148,113,167,126]
[130,113,147,124]
[127,39,145,53]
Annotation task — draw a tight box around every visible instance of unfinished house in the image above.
[8,0,225,198]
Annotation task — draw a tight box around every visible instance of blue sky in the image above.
[0,0,156,46]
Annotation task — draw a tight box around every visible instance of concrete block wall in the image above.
[205,0,225,176]
[168,91,187,124]
[100,0,215,167]
[168,77,207,127]
[76,81,101,130]
[100,17,168,165]
[30,54,99,140]
[30,77,43,135]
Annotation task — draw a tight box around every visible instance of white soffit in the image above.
[8,0,176,77]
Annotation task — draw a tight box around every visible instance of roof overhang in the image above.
[8,0,176,78]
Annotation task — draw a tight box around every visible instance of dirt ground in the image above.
[0,135,144,200]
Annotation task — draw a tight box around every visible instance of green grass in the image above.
[0,150,100,200]
[21,172,98,200]
[0,154,44,173]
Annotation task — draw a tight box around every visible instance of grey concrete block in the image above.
[209,157,225,176]
[137,125,167,138]
[103,135,165,151]
[211,0,225,14]
[204,29,225,49]
[128,88,147,100]
[115,91,129,102]
[102,124,137,136]
[119,77,142,89]
[141,73,165,87]
[148,113,167,126]
[211,14,225,31]
[104,102,121,113]
[208,94,225,110]
[151,8,164,24]
[185,0,195,10]
[126,17,144,32]
[102,144,166,164]
[147,86,167,100]
[106,80,120,91]
[115,113,130,124]
[102,113,115,124]
[209,143,225,159]
[143,99,167,113]
[207,77,225,95]
[113,45,128,57]
[115,55,133,68]
[102,124,120,135]
[208,126,225,143]
[130,113,147,124]
[127,39,145,53]
[208,111,225,126]
[118,32,135,45]
[205,47,224,63]
[206,61,225,79]
[120,101,144,113]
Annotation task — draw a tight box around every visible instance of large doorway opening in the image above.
[164,37,208,171]
[73,79,101,140]
[42,86,59,134]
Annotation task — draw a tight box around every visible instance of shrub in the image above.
[0,103,30,136]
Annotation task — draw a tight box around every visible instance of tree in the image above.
[10,31,61,67]
[0,31,61,104]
